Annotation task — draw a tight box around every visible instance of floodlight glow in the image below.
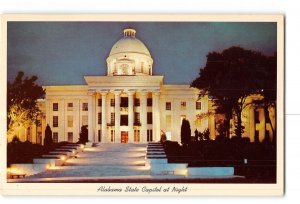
[60,156,66,161]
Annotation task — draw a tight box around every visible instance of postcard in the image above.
[0,14,284,196]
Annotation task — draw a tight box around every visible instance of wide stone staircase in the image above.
[25,143,149,180]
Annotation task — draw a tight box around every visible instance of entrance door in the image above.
[121,131,128,143]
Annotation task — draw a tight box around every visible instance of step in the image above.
[27,165,150,178]
[65,158,146,166]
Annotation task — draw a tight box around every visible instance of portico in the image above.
[85,75,163,143]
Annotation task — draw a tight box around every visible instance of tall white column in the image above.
[209,114,216,140]
[114,92,121,143]
[249,106,255,142]
[88,93,95,142]
[153,92,161,142]
[260,108,266,142]
[140,92,148,143]
[45,100,50,126]
[128,92,134,143]
[95,93,99,142]
[101,92,107,143]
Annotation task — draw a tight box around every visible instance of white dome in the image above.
[109,37,151,57]
[106,28,153,76]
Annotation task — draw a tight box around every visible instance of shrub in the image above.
[79,125,88,144]
[181,118,191,146]
[44,124,53,147]
[7,141,46,165]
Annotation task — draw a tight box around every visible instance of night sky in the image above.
[7,22,277,85]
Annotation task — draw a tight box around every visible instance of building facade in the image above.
[9,28,275,144]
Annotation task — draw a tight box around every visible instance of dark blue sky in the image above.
[7,22,276,85]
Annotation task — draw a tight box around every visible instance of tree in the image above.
[252,54,277,144]
[191,46,272,138]
[7,71,45,138]
[79,125,88,144]
[180,119,191,146]
[44,124,53,147]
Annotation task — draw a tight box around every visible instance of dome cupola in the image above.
[106,28,153,76]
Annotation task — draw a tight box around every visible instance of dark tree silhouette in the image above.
[251,54,277,144]
[79,125,88,144]
[191,46,273,138]
[44,124,53,147]
[181,119,191,146]
[7,71,45,137]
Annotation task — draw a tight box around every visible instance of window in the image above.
[82,115,88,126]
[67,115,73,127]
[141,62,144,73]
[53,132,58,143]
[120,97,128,107]
[121,115,128,126]
[37,132,42,144]
[181,101,187,110]
[114,63,117,74]
[134,130,140,142]
[67,103,73,111]
[147,112,152,124]
[196,101,202,110]
[53,116,58,127]
[98,112,102,124]
[166,102,171,110]
[26,127,31,142]
[82,103,88,111]
[147,129,153,142]
[53,103,58,111]
[67,132,73,143]
[147,98,152,106]
[111,130,115,142]
[111,98,115,107]
[135,98,140,106]
[134,112,140,125]
[111,112,115,124]
[255,130,259,142]
[98,99,102,107]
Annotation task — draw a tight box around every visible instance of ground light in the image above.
[7,167,19,174]
[60,155,66,161]
[176,169,188,177]
[7,167,23,175]
[46,164,51,170]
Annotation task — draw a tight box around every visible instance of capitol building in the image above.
[10,28,275,144]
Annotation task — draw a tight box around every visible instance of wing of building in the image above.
[10,28,275,144]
